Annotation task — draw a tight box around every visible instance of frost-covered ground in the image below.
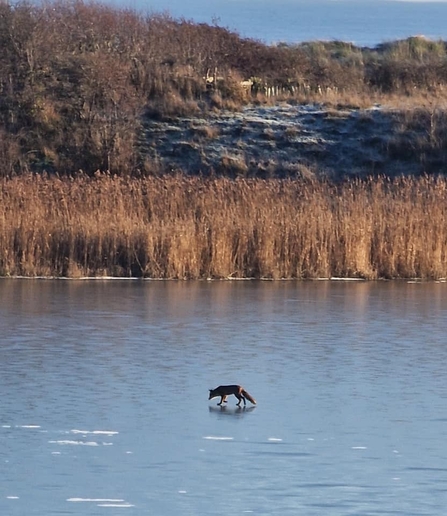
[141,103,433,178]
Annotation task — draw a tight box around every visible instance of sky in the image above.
[104,0,447,47]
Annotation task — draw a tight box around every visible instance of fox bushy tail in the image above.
[242,389,256,405]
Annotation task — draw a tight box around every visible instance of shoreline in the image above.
[1,275,446,282]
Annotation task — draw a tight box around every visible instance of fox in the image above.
[208,385,256,407]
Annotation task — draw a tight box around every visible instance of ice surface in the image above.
[67,498,125,502]
[49,440,99,446]
[203,436,234,440]
[70,429,119,435]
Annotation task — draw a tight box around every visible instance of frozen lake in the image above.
[1,279,447,515]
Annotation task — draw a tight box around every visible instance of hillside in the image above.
[2,1,447,177]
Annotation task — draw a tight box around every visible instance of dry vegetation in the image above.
[1,174,446,280]
[2,1,447,176]
[2,2,447,279]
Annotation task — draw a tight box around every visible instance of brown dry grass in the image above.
[1,174,446,279]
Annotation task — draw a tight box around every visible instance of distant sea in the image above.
[107,0,447,48]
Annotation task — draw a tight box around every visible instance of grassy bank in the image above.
[1,175,446,279]
[2,1,447,176]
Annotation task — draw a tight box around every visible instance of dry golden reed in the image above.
[1,174,446,280]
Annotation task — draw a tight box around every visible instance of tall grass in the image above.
[1,175,446,279]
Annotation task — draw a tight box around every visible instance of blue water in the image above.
[1,279,447,515]
[108,0,447,47]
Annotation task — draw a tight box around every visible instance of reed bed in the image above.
[1,174,446,279]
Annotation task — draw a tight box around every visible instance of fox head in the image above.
[208,389,215,400]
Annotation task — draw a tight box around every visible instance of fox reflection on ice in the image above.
[208,405,256,416]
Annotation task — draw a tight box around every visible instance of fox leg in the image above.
[235,394,246,406]
[218,395,228,406]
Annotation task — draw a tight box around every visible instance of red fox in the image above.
[208,385,256,406]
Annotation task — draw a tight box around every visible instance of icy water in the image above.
[1,279,447,515]
[109,0,447,47]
